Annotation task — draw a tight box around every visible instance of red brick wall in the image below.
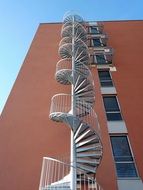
[0,21,143,190]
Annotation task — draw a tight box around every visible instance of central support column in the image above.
[70,15,77,190]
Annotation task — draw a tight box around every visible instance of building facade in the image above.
[0,14,143,190]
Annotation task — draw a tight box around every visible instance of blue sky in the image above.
[0,0,143,113]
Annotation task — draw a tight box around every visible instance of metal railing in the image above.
[39,157,103,190]
[56,58,93,81]
[49,94,101,137]
[89,46,114,55]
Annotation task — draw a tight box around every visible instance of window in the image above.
[96,54,106,64]
[90,54,107,65]
[103,96,122,121]
[98,70,113,87]
[90,26,100,34]
[92,38,102,47]
[110,136,138,178]
[90,54,112,65]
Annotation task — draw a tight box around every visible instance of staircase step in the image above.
[76,97,94,103]
[76,137,97,148]
[65,116,81,132]
[75,82,93,92]
[77,163,96,173]
[75,84,92,94]
[75,90,94,98]
[77,153,102,158]
[75,102,92,111]
[75,129,92,143]
[74,123,84,140]
[74,123,88,140]
[74,76,86,91]
[77,134,97,144]
[76,144,102,153]
[77,158,100,164]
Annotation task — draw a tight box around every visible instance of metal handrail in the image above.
[56,58,91,79]
[89,46,114,54]
[49,93,101,137]
[59,38,88,51]
[39,157,103,190]
[63,12,84,24]
[58,43,90,63]
[87,33,108,40]
[62,21,86,31]
[61,24,87,41]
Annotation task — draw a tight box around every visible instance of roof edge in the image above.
[40,19,143,25]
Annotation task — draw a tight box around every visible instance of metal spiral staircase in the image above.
[39,13,103,190]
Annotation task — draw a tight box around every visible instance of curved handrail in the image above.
[61,26,87,43]
[58,43,90,63]
[56,58,93,79]
[63,12,84,24]
[59,37,88,51]
[39,157,103,190]
[49,93,101,137]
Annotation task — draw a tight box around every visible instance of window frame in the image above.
[103,95,123,121]
[90,53,112,66]
[98,69,114,87]
[92,38,103,47]
[89,26,100,34]
[90,54,107,65]
[95,54,107,65]
[110,135,139,178]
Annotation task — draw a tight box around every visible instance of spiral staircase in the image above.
[39,13,103,190]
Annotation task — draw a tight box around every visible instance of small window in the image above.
[90,54,112,66]
[103,96,122,121]
[110,136,138,178]
[98,70,113,87]
[93,39,102,47]
[96,54,106,64]
[90,26,100,34]
[90,54,107,65]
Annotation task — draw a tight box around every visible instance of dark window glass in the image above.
[100,81,113,87]
[106,113,122,121]
[103,96,122,121]
[93,39,101,47]
[98,70,113,87]
[103,96,120,112]
[111,136,133,161]
[116,163,138,177]
[90,26,99,34]
[110,136,138,178]
[96,54,106,64]
[99,70,111,80]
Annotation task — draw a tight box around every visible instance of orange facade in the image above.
[0,21,143,190]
